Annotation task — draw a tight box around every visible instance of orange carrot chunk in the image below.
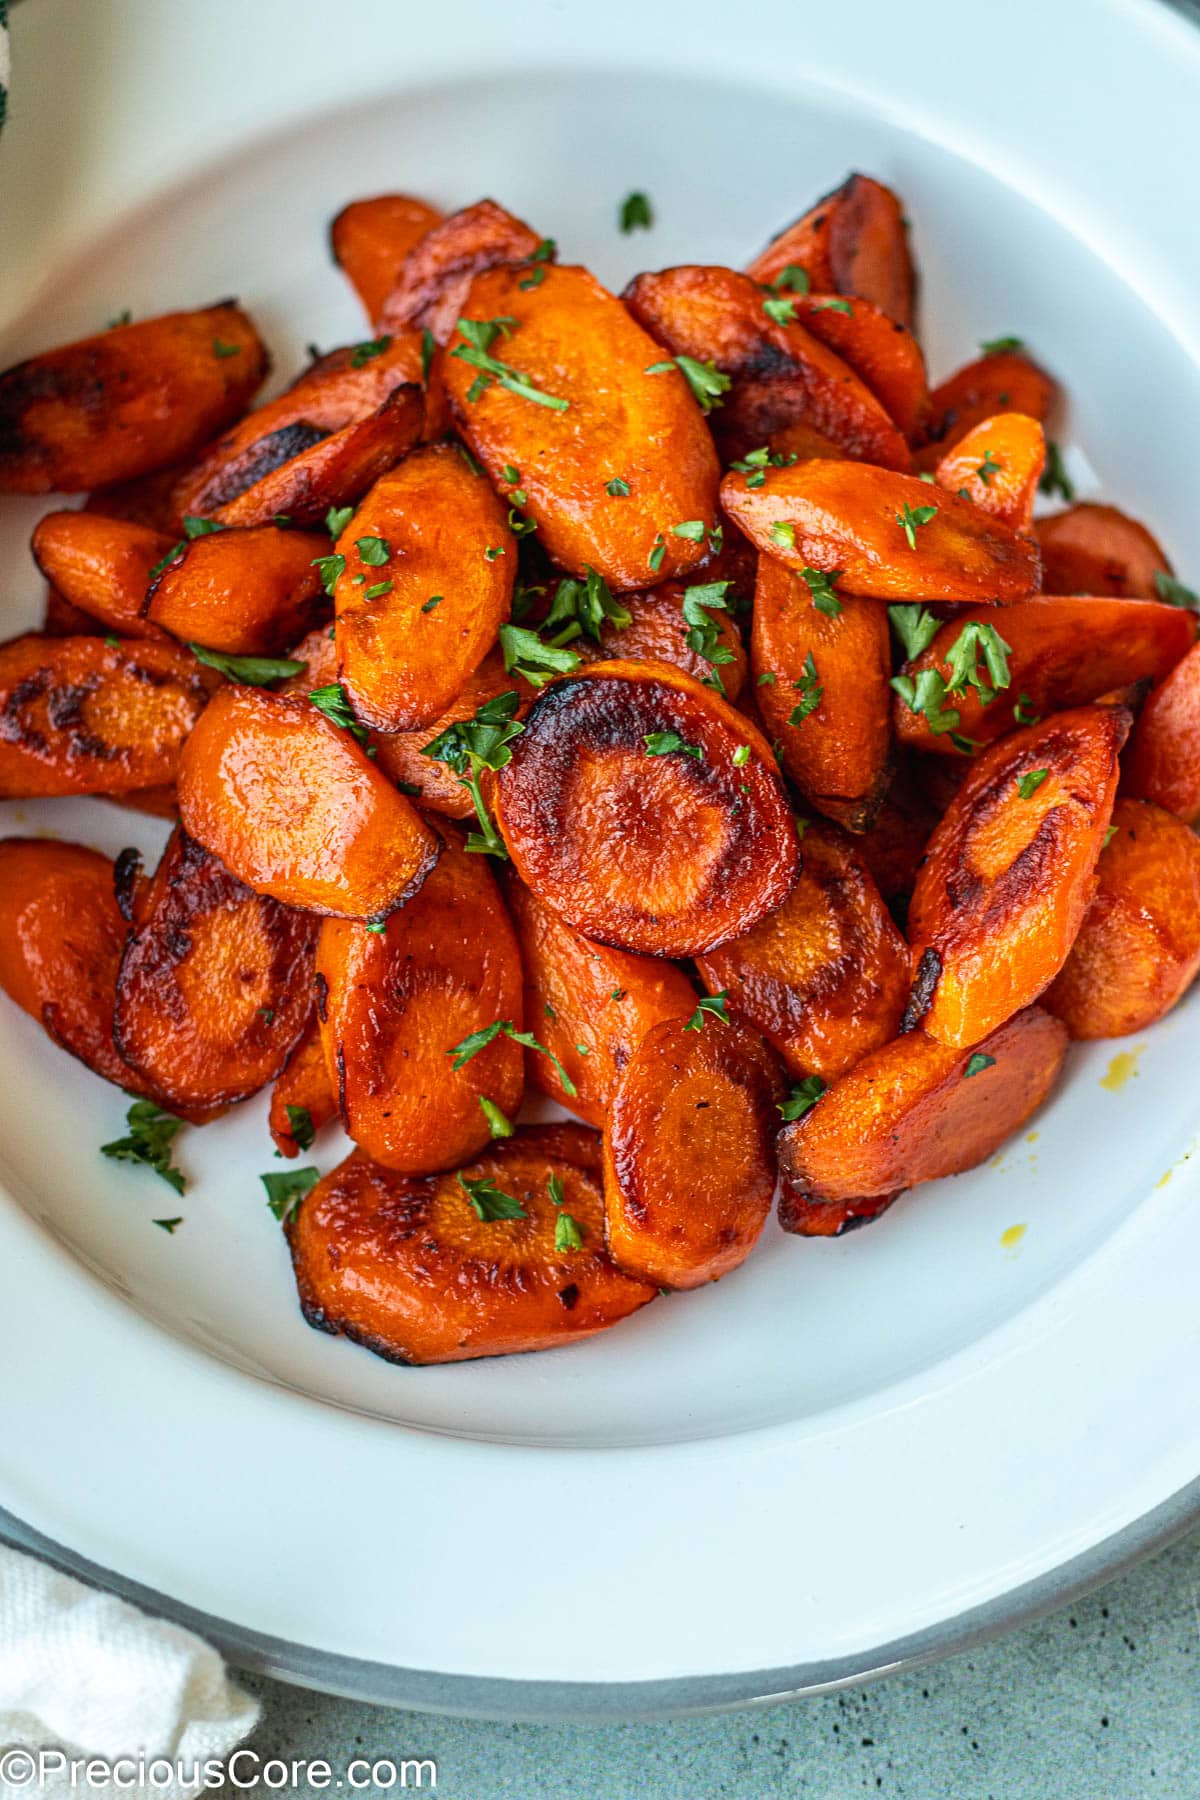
[1122,639,1200,824]
[376,198,546,341]
[329,194,445,326]
[1036,502,1172,597]
[915,350,1056,469]
[269,1015,339,1159]
[145,523,328,654]
[747,174,916,328]
[934,413,1046,531]
[31,511,172,640]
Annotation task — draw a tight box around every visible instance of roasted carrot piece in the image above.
[376,198,545,341]
[329,194,445,325]
[145,523,328,655]
[112,829,317,1121]
[696,820,909,1080]
[211,385,425,530]
[777,1006,1068,1234]
[176,684,440,919]
[0,634,216,798]
[102,785,179,821]
[169,336,429,522]
[916,350,1056,468]
[504,874,697,1125]
[0,304,268,494]
[721,458,1040,602]
[315,826,524,1172]
[603,1014,782,1288]
[442,264,720,591]
[751,553,892,830]
[496,660,798,957]
[747,174,916,327]
[574,580,748,699]
[893,597,1196,755]
[269,1016,338,1158]
[85,466,185,534]
[622,266,912,471]
[1123,641,1200,823]
[334,444,514,730]
[785,293,928,440]
[1043,798,1200,1039]
[30,511,172,640]
[851,764,938,916]
[934,413,1045,530]
[905,704,1130,1047]
[289,1125,655,1363]
[1036,502,1172,597]
[0,838,154,1093]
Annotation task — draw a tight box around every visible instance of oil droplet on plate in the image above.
[1000,1223,1026,1252]
[1100,1047,1144,1092]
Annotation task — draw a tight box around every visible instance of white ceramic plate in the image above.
[2,0,1200,1721]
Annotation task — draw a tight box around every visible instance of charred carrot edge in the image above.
[376,198,545,340]
[747,173,915,327]
[329,194,445,326]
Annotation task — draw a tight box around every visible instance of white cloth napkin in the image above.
[0,1546,259,1800]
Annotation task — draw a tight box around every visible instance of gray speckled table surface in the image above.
[230,1523,1200,1798]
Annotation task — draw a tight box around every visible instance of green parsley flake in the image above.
[101,1101,187,1195]
[896,501,938,549]
[1039,441,1075,502]
[644,731,703,760]
[285,1105,315,1152]
[190,646,305,685]
[979,335,1024,355]
[350,335,392,368]
[788,653,822,725]
[447,1018,578,1099]
[684,992,730,1032]
[260,1166,318,1223]
[778,1076,826,1121]
[1017,769,1049,799]
[619,191,654,233]
[459,1173,526,1222]
[479,1096,515,1140]
[964,1053,997,1078]
[800,567,842,617]
[606,476,631,497]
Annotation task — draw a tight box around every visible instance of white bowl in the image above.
[1,0,1199,1719]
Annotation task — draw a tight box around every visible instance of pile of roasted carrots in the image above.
[1,174,1198,1364]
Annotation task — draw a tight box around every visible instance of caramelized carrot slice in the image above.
[1123,640,1200,824]
[442,264,720,591]
[376,199,544,341]
[374,649,532,817]
[504,874,697,1125]
[31,511,173,640]
[905,704,1130,1047]
[176,684,439,919]
[0,838,152,1092]
[144,523,328,654]
[751,554,892,830]
[721,459,1041,602]
[574,580,748,699]
[113,829,316,1120]
[329,194,445,325]
[334,443,514,730]
[893,597,1196,755]
[170,338,428,521]
[622,265,912,470]
[851,765,938,915]
[269,1016,338,1159]
[696,820,909,1081]
[1036,503,1172,597]
[0,634,216,798]
[1044,798,1200,1039]
[603,1014,782,1288]
[916,350,1056,468]
[315,826,524,1173]
[288,1126,655,1364]
[777,1006,1068,1234]
[934,413,1045,530]
[0,305,268,493]
[211,385,425,530]
[747,174,916,327]
[495,660,798,957]
[784,292,928,439]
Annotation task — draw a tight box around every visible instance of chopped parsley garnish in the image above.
[356,535,390,565]
[813,298,853,315]
[644,731,703,760]
[497,622,580,687]
[484,545,506,562]
[976,449,1002,486]
[453,315,568,410]
[648,533,667,572]
[420,329,436,384]
[681,581,735,690]
[478,1096,515,1140]
[888,603,940,661]
[543,566,631,642]
[800,567,842,617]
[1039,441,1075,502]
[619,191,654,233]
[447,1018,578,1099]
[326,504,354,536]
[770,521,796,551]
[101,1101,187,1194]
[732,744,751,767]
[312,552,346,595]
[422,691,524,857]
[606,476,631,496]
[212,339,241,358]
[363,578,393,600]
[672,519,706,541]
[262,1165,319,1222]
[730,445,798,488]
[757,671,776,687]
[769,264,810,294]
[285,1105,315,1151]
[964,1053,997,1078]
[518,240,555,290]
[189,646,305,685]
[350,335,392,368]
[147,514,225,582]
[459,1173,526,1222]
[508,508,537,538]
[684,991,730,1031]
[309,682,369,744]
[890,668,961,738]
[1154,571,1200,610]
[788,652,822,724]
[896,501,938,549]
[422,595,443,613]
[1017,768,1049,799]
[979,335,1024,355]
[1103,825,1118,850]
[778,1076,826,1121]
[1013,692,1041,726]
[762,294,798,326]
[942,620,1012,705]
[153,1217,183,1234]
[645,354,731,414]
[107,310,132,329]
[555,1212,586,1252]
